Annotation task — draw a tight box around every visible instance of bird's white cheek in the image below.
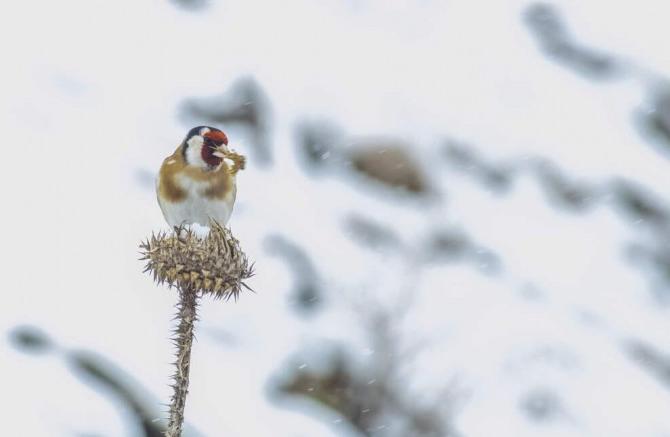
[185,136,207,167]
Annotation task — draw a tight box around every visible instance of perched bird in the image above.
[157,126,245,228]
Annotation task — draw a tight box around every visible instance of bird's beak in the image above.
[212,146,228,158]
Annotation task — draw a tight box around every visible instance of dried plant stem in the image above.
[141,221,254,435]
[166,286,199,437]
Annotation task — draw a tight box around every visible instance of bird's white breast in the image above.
[158,173,236,228]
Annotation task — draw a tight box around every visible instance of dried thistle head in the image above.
[140,220,253,299]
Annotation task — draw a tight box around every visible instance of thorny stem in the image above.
[166,286,199,437]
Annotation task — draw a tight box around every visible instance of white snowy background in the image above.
[2,0,670,436]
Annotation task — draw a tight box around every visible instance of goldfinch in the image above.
[157,126,245,228]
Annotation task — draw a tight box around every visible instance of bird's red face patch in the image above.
[203,130,228,145]
[201,130,228,167]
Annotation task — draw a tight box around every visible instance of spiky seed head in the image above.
[140,220,253,299]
